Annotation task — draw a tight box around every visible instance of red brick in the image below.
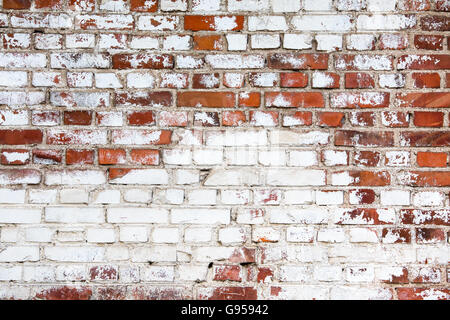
[331,92,390,109]
[130,149,159,165]
[382,228,411,243]
[192,73,220,89]
[35,0,62,8]
[64,111,92,126]
[2,0,31,9]
[184,16,244,31]
[417,152,447,167]
[335,208,395,225]
[350,112,376,127]
[335,130,394,147]
[90,266,118,281]
[412,73,441,88]
[400,209,449,226]
[400,132,450,147]
[130,0,157,12]
[33,149,62,164]
[238,92,260,108]
[335,171,391,186]
[414,111,444,127]
[0,130,43,145]
[115,91,172,107]
[194,112,219,127]
[416,228,445,243]
[396,92,450,108]
[399,171,450,187]
[177,92,235,108]
[66,149,94,165]
[127,111,155,126]
[193,35,223,50]
[398,54,450,69]
[35,286,92,300]
[283,111,312,127]
[269,53,328,70]
[112,54,174,69]
[213,265,242,282]
[421,16,450,31]
[354,151,381,167]
[348,189,376,205]
[198,287,257,300]
[397,288,449,300]
[0,149,29,165]
[414,35,444,50]
[280,73,308,88]
[381,111,409,128]
[265,92,324,108]
[345,73,375,89]
[99,149,126,165]
[222,111,246,126]
[317,112,345,127]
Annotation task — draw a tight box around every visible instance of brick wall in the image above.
[0,0,449,300]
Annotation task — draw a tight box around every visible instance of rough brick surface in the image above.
[0,0,449,301]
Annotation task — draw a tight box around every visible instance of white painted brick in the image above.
[161,0,187,11]
[288,151,318,167]
[142,266,174,282]
[304,0,332,11]
[23,266,55,282]
[322,150,348,166]
[87,228,115,243]
[0,208,41,224]
[367,0,397,11]
[347,34,376,50]
[192,0,220,11]
[218,227,246,244]
[0,228,18,242]
[228,0,269,11]
[0,266,22,281]
[287,226,315,243]
[107,208,168,224]
[60,189,89,204]
[251,34,280,49]
[248,16,288,31]
[379,74,406,88]
[259,150,286,166]
[316,34,343,52]
[357,15,416,31]
[316,191,344,205]
[25,227,53,242]
[284,190,315,205]
[226,34,247,51]
[221,189,250,205]
[314,266,343,282]
[171,208,230,224]
[184,227,212,243]
[292,15,352,31]
[120,226,148,242]
[225,149,258,166]
[317,228,345,243]
[163,149,192,165]
[188,189,217,205]
[0,189,25,204]
[163,35,191,51]
[269,208,328,224]
[175,170,199,185]
[349,228,379,243]
[193,149,223,165]
[127,73,155,89]
[0,71,28,87]
[55,265,86,281]
[283,34,313,50]
[0,246,39,262]
[152,228,179,243]
[92,190,121,204]
[267,169,325,186]
[178,265,208,281]
[46,207,104,223]
[45,246,104,262]
[413,191,445,207]
[271,0,301,12]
